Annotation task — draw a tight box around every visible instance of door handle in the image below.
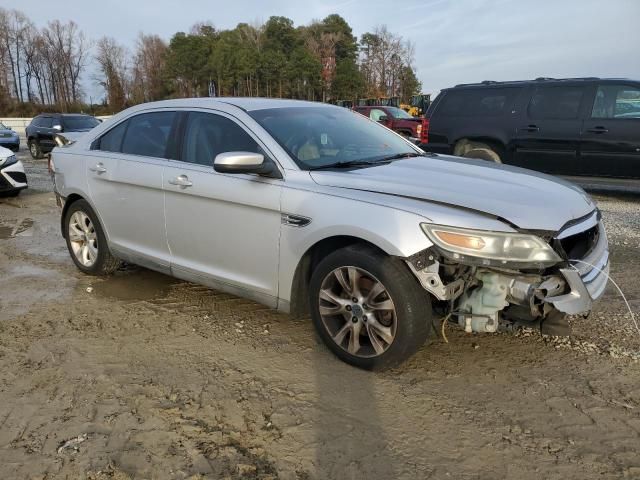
[89,163,107,174]
[586,126,609,134]
[168,175,193,188]
[518,125,539,133]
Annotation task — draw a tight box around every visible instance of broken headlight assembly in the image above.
[421,223,562,269]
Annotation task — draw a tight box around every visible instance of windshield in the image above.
[63,116,100,131]
[0,122,8,130]
[386,107,414,119]
[248,107,418,169]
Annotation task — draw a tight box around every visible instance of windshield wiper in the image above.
[373,152,432,162]
[308,160,392,171]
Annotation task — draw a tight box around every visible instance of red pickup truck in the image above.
[353,106,423,143]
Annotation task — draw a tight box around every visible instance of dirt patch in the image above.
[0,190,639,479]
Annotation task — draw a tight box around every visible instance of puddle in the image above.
[91,268,178,302]
[0,218,33,239]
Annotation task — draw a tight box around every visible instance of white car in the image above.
[0,146,27,196]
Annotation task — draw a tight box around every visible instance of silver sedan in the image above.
[51,98,609,369]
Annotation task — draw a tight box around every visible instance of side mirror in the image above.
[377,115,388,123]
[213,151,282,178]
[53,124,63,132]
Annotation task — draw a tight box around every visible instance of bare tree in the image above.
[130,33,168,103]
[359,25,415,98]
[95,36,129,110]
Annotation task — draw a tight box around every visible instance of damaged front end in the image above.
[407,210,609,334]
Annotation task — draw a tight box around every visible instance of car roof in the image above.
[36,113,93,117]
[449,77,639,90]
[120,97,335,113]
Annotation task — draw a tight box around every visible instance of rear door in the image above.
[163,110,282,305]
[86,110,176,272]
[580,83,640,178]
[512,84,587,174]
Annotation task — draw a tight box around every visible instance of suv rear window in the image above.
[438,87,520,117]
[527,86,584,120]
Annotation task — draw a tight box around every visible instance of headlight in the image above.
[421,223,562,267]
[0,155,17,167]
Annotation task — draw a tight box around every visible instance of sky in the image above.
[8,0,640,101]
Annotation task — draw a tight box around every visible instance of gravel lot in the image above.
[1,148,639,479]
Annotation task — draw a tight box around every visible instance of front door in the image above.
[512,85,587,175]
[86,110,176,272]
[163,110,282,305]
[580,83,640,178]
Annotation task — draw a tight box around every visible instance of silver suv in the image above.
[51,99,609,369]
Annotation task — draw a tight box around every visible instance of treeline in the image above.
[0,8,422,116]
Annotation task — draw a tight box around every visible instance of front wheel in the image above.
[309,244,432,370]
[64,199,121,275]
[28,139,43,159]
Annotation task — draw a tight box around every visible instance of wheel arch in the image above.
[288,235,390,319]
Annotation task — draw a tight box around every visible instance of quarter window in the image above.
[180,112,260,166]
[591,85,640,119]
[527,86,584,120]
[121,111,176,158]
[97,121,128,153]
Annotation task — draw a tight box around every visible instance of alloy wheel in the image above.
[318,266,397,358]
[68,211,98,267]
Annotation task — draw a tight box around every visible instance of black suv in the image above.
[26,113,100,159]
[421,78,640,178]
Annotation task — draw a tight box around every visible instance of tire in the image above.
[63,199,121,275]
[309,244,432,370]
[28,139,43,159]
[463,147,502,163]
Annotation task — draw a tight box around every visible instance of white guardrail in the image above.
[0,116,112,139]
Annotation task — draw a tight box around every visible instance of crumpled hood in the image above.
[310,155,595,232]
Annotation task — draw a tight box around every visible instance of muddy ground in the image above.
[0,151,639,480]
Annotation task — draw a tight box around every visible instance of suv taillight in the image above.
[420,118,429,144]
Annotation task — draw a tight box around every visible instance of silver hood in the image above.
[310,155,595,232]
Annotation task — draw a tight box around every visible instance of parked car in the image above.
[51,98,608,369]
[354,105,423,142]
[421,77,640,178]
[26,113,101,159]
[0,122,20,151]
[0,146,27,196]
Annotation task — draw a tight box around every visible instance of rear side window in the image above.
[181,112,260,166]
[591,84,640,119]
[438,87,519,117]
[121,111,176,158]
[98,121,128,152]
[527,86,584,120]
[40,117,53,128]
[31,117,42,127]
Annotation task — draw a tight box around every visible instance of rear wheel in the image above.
[28,139,43,159]
[309,244,432,370]
[64,199,121,275]
[455,139,503,164]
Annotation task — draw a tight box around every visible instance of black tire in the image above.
[63,199,121,275]
[28,139,43,159]
[309,244,432,370]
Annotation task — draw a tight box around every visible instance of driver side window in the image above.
[181,112,261,166]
